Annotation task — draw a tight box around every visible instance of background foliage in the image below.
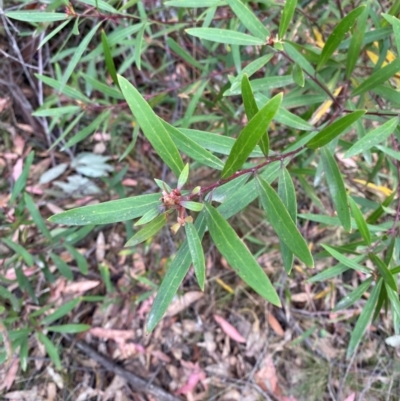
[1,0,400,399]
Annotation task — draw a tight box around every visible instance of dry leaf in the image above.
[64,280,100,295]
[213,314,246,343]
[267,312,285,337]
[166,291,203,317]
[255,356,278,393]
[343,393,356,401]
[96,231,106,262]
[1,357,19,391]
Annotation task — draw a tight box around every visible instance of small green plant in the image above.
[2,0,400,369]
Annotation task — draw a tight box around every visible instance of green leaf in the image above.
[162,121,224,170]
[41,299,81,326]
[292,63,305,87]
[125,214,167,247]
[344,117,399,158]
[5,11,68,22]
[386,284,400,321]
[185,28,265,46]
[352,59,400,96]
[279,0,297,39]
[241,75,269,157]
[317,5,366,70]
[147,210,207,332]
[256,176,313,267]
[204,203,281,306]
[10,151,34,204]
[348,197,371,245]
[320,147,351,232]
[118,75,184,176]
[24,193,52,240]
[369,253,397,291]
[37,332,62,369]
[134,23,147,70]
[48,193,161,225]
[385,15,400,56]
[347,279,382,359]
[61,22,101,89]
[2,237,34,267]
[134,207,160,226]
[47,324,91,333]
[278,167,296,273]
[165,0,221,6]
[185,222,206,290]
[101,30,119,88]
[321,244,371,274]
[346,5,368,78]
[221,93,282,178]
[50,252,73,280]
[334,277,373,311]
[64,244,88,274]
[166,37,204,70]
[306,110,366,149]
[0,286,20,312]
[177,163,190,190]
[227,0,269,40]
[180,201,204,212]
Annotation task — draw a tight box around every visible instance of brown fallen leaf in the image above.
[213,314,246,343]
[166,291,203,317]
[267,312,285,337]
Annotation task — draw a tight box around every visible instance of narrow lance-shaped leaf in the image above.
[306,110,366,149]
[204,203,281,306]
[348,197,371,245]
[383,14,400,57]
[322,244,371,274]
[227,0,269,41]
[321,147,351,232]
[5,11,68,22]
[118,75,184,176]
[369,253,397,291]
[101,30,119,88]
[347,279,382,359]
[222,93,282,178]
[334,277,373,311]
[317,5,366,70]
[352,59,400,96]
[48,194,161,225]
[185,28,265,46]
[278,167,297,273]
[292,63,305,87]
[10,151,34,204]
[61,22,101,90]
[256,176,314,267]
[241,74,269,156]
[37,332,62,370]
[125,214,167,247]
[185,222,206,290]
[177,163,190,189]
[279,0,297,39]
[346,5,368,78]
[344,116,399,158]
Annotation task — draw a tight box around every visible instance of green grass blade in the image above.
[386,284,400,321]
[48,194,161,225]
[344,117,399,158]
[348,197,371,245]
[2,237,34,267]
[185,28,265,46]
[317,5,366,70]
[256,176,313,267]
[204,203,281,306]
[185,222,206,290]
[10,151,34,204]
[118,75,184,176]
[279,0,297,39]
[166,37,204,70]
[64,244,88,275]
[41,299,80,325]
[322,244,370,274]
[227,0,269,40]
[321,147,351,232]
[50,252,73,280]
[352,59,400,96]
[24,193,52,240]
[125,214,167,247]
[37,332,62,370]
[306,110,366,149]
[47,324,91,333]
[346,279,382,359]
[221,93,282,178]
